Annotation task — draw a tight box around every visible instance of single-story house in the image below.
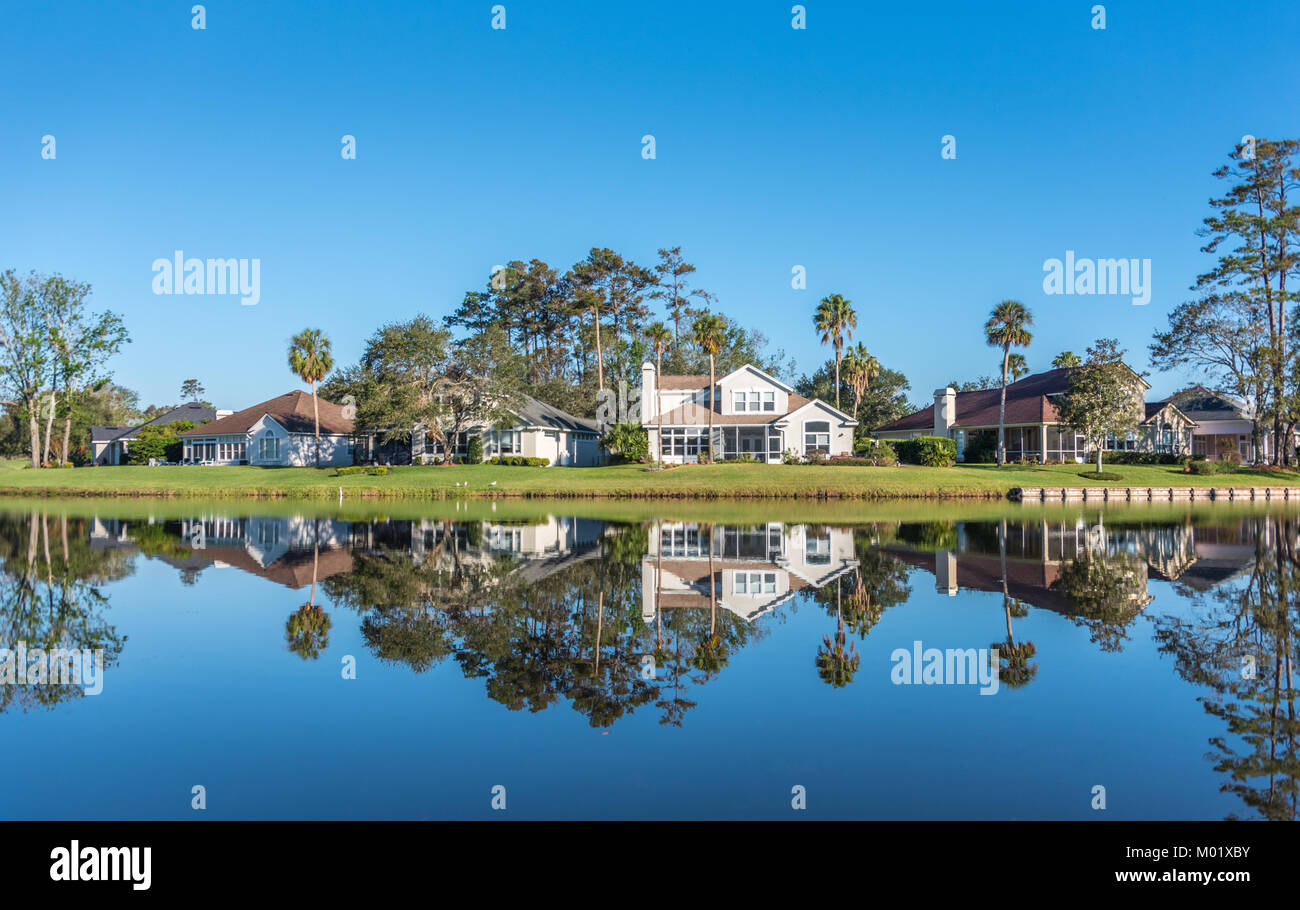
[178,390,356,466]
[872,366,1197,463]
[640,362,857,463]
[363,393,602,467]
[92,403,225,465]
[1158,385,1290,463]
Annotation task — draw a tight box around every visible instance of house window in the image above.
[259,437,279,460]
[762,391,775,412]
[804,420,831,451]
[733,391,747,413]
[806,536,831,565]
[488,429,522,455]
[735,572,777,595]
[661,427,708,459]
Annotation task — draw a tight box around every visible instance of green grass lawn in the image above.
[0,460,1298,501]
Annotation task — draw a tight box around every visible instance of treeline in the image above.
[1151,137,1300,465]
[0,271,129,467]
[437,246,790,418]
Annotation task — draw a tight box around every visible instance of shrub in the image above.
[726,453,760,464]
[1188,460,1236,475]
[890,436,956,467]
[487,456,549,466]
[366,465,389,476]
[805,448,829,465]
[465,436,484,464]
[960,430,997,464]
[852,439,898,466]
[335,466,365,476]
[601,423,649,463]
[782,448,802,464]
[1078,471,1124,481]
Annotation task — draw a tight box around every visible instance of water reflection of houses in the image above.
[90,514,605,590]
[642,523,859,623]
[885,517,1260,614]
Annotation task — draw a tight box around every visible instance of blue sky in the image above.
[3,0,1298,409]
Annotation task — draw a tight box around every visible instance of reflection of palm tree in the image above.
[692,524,729,677]
[993,519,1037,687]
[286,522,331,660]
[816,578,860,687]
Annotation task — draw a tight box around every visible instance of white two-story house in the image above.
[640,362,857,463]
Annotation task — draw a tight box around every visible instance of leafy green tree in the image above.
[124,420,194,464]
[1149,292,1269,460]
[1055,338,1144,473]
[983,300,1034,466]
[1051,350,1082,369]
[287,328,333,467]
[180,379,204,403]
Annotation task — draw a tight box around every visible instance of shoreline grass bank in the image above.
[2,461,1299,501]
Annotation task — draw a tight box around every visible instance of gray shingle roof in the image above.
[512,395,598,434]
[93,403,217,443]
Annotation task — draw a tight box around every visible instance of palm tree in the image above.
[645,321,673,464]
[983,301,1033,466]
[814,294,857,409]
[288,328,334,467]
[690,313,727,462]
[842,342,880,420]
[1051,350,1082,369]
[1007,352,1029,381]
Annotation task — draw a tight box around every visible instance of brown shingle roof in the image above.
[180,390,354,437]
[875,369,1074,433]
[657,374,711,390]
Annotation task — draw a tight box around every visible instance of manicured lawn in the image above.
[0,460,1298,500]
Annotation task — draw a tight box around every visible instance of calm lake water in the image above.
[1,500,1296,820]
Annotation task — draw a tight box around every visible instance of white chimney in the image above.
[933,387,956,436]
[641,362,657,422]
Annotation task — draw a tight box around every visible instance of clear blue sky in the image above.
[3,0,1297,409]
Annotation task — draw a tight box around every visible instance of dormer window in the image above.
[733,391,776,413]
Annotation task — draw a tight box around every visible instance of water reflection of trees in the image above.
[1153,514,1300,820]
[0,511,128,713]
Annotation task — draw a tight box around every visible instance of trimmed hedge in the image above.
[1104,452,1184,465]
[487,456,550,466]
[1188,460,1237,475]
[1078,471,1124,481]
[335,465,390,476]
[885,436,957,467]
